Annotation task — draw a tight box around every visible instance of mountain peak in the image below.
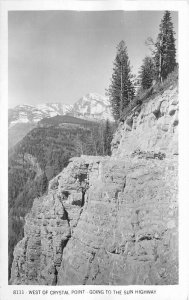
[70,93,113,121]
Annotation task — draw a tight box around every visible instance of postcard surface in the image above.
[0,1,189,299]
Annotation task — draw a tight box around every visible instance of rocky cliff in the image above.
[10,84,178,285]
[112,85,178,157]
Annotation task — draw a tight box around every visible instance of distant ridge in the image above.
[8,103,73,128]
[38,115,98,128]
[9,93,113,128]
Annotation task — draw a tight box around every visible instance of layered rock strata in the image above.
[10,85,178,285]
[10,155,178,285]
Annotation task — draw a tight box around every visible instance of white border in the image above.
[1,1,189,300]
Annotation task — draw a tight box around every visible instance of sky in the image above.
[8,10,178,108]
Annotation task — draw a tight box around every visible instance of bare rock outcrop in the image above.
[10,155,178,285]
[10,156,108,285]
[57,157,178,285]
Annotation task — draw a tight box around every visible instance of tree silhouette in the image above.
[103,119,113,156]
[108,40,135,120]
[146,11,177,83]
[139,56,155,89]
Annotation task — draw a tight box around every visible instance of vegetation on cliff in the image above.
[108,11,177,122]
[141,11,177,88]
[154,11,177,82]
[107,40,135,121]
[139,56,155,90]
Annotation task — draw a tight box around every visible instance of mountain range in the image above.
[9,93,113,128]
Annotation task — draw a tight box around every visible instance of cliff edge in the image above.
[10,84,178,285]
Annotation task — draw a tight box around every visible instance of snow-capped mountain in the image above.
[9,93,113,128]
[69,93,113,121]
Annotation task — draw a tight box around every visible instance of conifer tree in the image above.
[103,119,113,156]
[38,172,48,196]
[76,132,83,156]
[154,11,177,82]
[108,40,135,120]
[139,56,155,89]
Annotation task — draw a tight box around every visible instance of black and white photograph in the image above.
[0,0,189,299]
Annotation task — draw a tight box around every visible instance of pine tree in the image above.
[139,56,155,89]
[103,119,113,156]
[38,172,48,196]
[108,40,135,120]
[154,11,177,82]
[75,132,83,156]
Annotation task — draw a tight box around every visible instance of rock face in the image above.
[10,85,178,285]
[112,86,178,157]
